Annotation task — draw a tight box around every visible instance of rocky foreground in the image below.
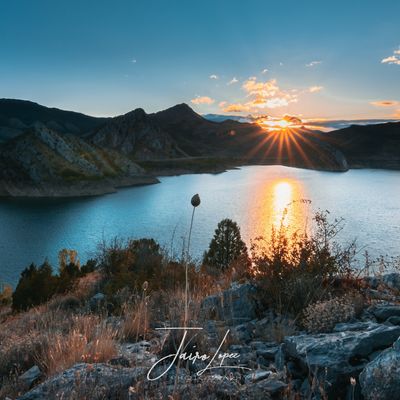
[11,273,400,400]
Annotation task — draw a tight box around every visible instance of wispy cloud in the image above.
[261,68,269,74]
[227,77,239,85]
[306,60,322,67]
[370,100,399,107]
[209,74,219,80]
[381,47,400,65]
[131,59,137,63]
[309,86,324,93]
[191,96,215,105]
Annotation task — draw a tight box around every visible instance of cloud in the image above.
[309,86,324,93]
[283,114,302,124]
[222,103,252,113]
[381,48,400,65]
[261,68,269,74]
[191,96,215,105]
[370,100,399,107]
[131,59,137,63]
[394,109,400,118]
[306,60,322,67]
[209,74,219,80]
[220,77,299,113]
[227,77,239,85]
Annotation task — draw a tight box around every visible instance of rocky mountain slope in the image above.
[0,124,157,197]
[89,108,187,160]
[0,99,106,142]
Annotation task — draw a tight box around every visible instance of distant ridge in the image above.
[0,99,106,141]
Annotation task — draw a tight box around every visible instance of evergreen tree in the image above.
[12,261,57,311]
[203,219,248,271]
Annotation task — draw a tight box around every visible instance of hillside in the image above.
[89,108,187,159]
[0,123,157,197]
[0,99,106,142]
[323,121,400,169]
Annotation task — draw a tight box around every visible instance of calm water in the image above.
[1,166,399,286]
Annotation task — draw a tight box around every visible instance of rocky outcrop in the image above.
[359,337,400,400]
[17,363,146,400]
[0,124,158,197]
[284,322,400,398]
[200,283,259,324]
[90,108,186,160]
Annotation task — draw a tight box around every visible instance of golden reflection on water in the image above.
[247,175,310,241]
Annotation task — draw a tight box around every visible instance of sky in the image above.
[1,0,400,120]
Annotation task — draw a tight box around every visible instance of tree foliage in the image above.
[203,219,248,272]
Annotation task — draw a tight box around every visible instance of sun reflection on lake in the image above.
[246,173,310,241]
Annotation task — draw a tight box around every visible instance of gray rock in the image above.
[360,337,400,400]
[17,363,146,400]
[244,369,272,383]
[371,305,400,321]
[88,292,106,310]
[284,322,400,398]
[382,273,400,291]
[200,283,258,324]
[241,378,287,396]
[386,316,400,325]
[19,365,42,388]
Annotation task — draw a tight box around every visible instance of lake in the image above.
[0,166,399,286]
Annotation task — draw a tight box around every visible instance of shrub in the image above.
[251,209,357,315]
[203,219,248,273]
[302,295,357,333]
[12,262,58,311]
[0,284,12,306]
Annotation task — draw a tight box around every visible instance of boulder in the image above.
[360,337,400,400]
[284,322,400,398]
[18,365,42,389]
[371,305,400,321]
[17,363,145,400]
[200,283,258,324]
[88,292,106,311]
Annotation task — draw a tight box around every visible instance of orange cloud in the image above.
[370,100,399,107]
[191,96,215,105]
[309,86,324,93]
[222,103,251,113]
[394,109,400,118]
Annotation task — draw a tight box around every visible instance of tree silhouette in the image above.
[203,218,248,271]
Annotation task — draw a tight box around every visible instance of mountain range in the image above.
[0,98,399,197]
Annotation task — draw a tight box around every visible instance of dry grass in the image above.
[37,315,118,375]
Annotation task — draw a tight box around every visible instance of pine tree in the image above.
[203,219,247,271]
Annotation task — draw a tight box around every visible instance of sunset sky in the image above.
[1,0,400,120]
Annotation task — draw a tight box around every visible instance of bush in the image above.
[203,219,248,273]
[302,295,357,333]
[251,210,357,315]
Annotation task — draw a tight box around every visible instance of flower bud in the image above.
[191,194,201,207]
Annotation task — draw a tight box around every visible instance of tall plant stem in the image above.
[185,206,196,327]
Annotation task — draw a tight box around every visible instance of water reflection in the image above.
[247,174,310,241]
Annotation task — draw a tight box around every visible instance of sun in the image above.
[256,118,292,130]
[277,119,290,129]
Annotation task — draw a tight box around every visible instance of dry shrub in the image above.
[37,315,118,375]
[302,295,359,333]
[119,296,150,342]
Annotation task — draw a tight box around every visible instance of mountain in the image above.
[323,122,400,169]
[0,123,157,197]
[0,99,106,142]
[89,108,187,159]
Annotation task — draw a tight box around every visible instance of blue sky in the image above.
[1,0,400,119]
